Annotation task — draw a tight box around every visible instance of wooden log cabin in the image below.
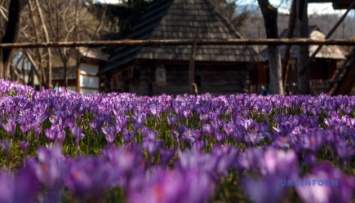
[99,0,263,96]
[260,25,348,95]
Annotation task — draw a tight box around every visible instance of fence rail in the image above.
[1,38,355,48]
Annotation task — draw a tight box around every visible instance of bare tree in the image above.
[0,0,26,80]
[34,0,52,89]
[17,0,108,89]
[257,0,283,94]
[209,0,250,31]
[27,0,47,86]
[45,0,76,88]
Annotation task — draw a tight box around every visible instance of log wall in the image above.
[129,63,249,96]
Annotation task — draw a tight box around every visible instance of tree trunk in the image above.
[283,0,297,93]
[257,0,283,95]
[28,0,45,86]
[297,0,310,94]
[1,0,23,80]
[34,0,52,89]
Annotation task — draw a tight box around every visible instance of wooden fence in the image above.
[0,38,354,48]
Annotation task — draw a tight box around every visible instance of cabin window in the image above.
[155,65,166,86]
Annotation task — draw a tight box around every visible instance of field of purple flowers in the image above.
[1,79,355,203]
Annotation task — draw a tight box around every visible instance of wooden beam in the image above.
[189,28,199,95]
[297,0,311,94]
[0,39,354,49]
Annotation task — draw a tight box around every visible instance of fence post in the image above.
[189,28,199,95]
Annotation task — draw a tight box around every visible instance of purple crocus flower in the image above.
[202,124,213,136]
[19,141,29,155]
[1,140,11,153]
[45,127,58,142]
[223,122,235,137]
[65,157,112,201]
[141,127,161,155]
[0,172,14,203]
[102,125,116,144]
[122,128,134,143]
[2,119,16,137]
[192,140,206,151]
[237,148,260,171]
[13,164,40,203]
[177,149,218,175]
[102,145,145,189]
[299,130,325,153]
[212,145,239,176]
[115,116,128,133]
[129,168,215,203]
[296,163,355,203]
[167,115,177,127]
[259,148,298,179]
[244,132,265,146]
[35,111,48,125]
[243,174,287,203]
[102,145,142,177]
[133,113,147,129]
[66,119,76,129]
[334,138,355,161]
[241,118,255,132]
[71,126,85,146]
[142,127,158,140]
[29,145,65,189]
[149,103,158,116]
[159,148,177,167]
[182,128,200,143]
[89,121,98,132]
[0,165,39,203]
[45,125,66,143]
[143,140,162,155]
[272,136,291,149]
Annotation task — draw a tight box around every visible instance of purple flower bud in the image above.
[1,140,10,152]
[133,114,146,129]
[19,141,29,153]
[102,126,116,143]
[71,126,85,146]
[143,140,162,155]
[142,127,158,140]
[122,128,134,143]
[167,115,177,126]
[45,125,66,143]
[2,120,16,137]
[115,116,128,133]
[202,124,213,135]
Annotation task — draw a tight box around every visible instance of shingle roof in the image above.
[261,25,347,60]
[77,47,109,61]
[100,0,263,74]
